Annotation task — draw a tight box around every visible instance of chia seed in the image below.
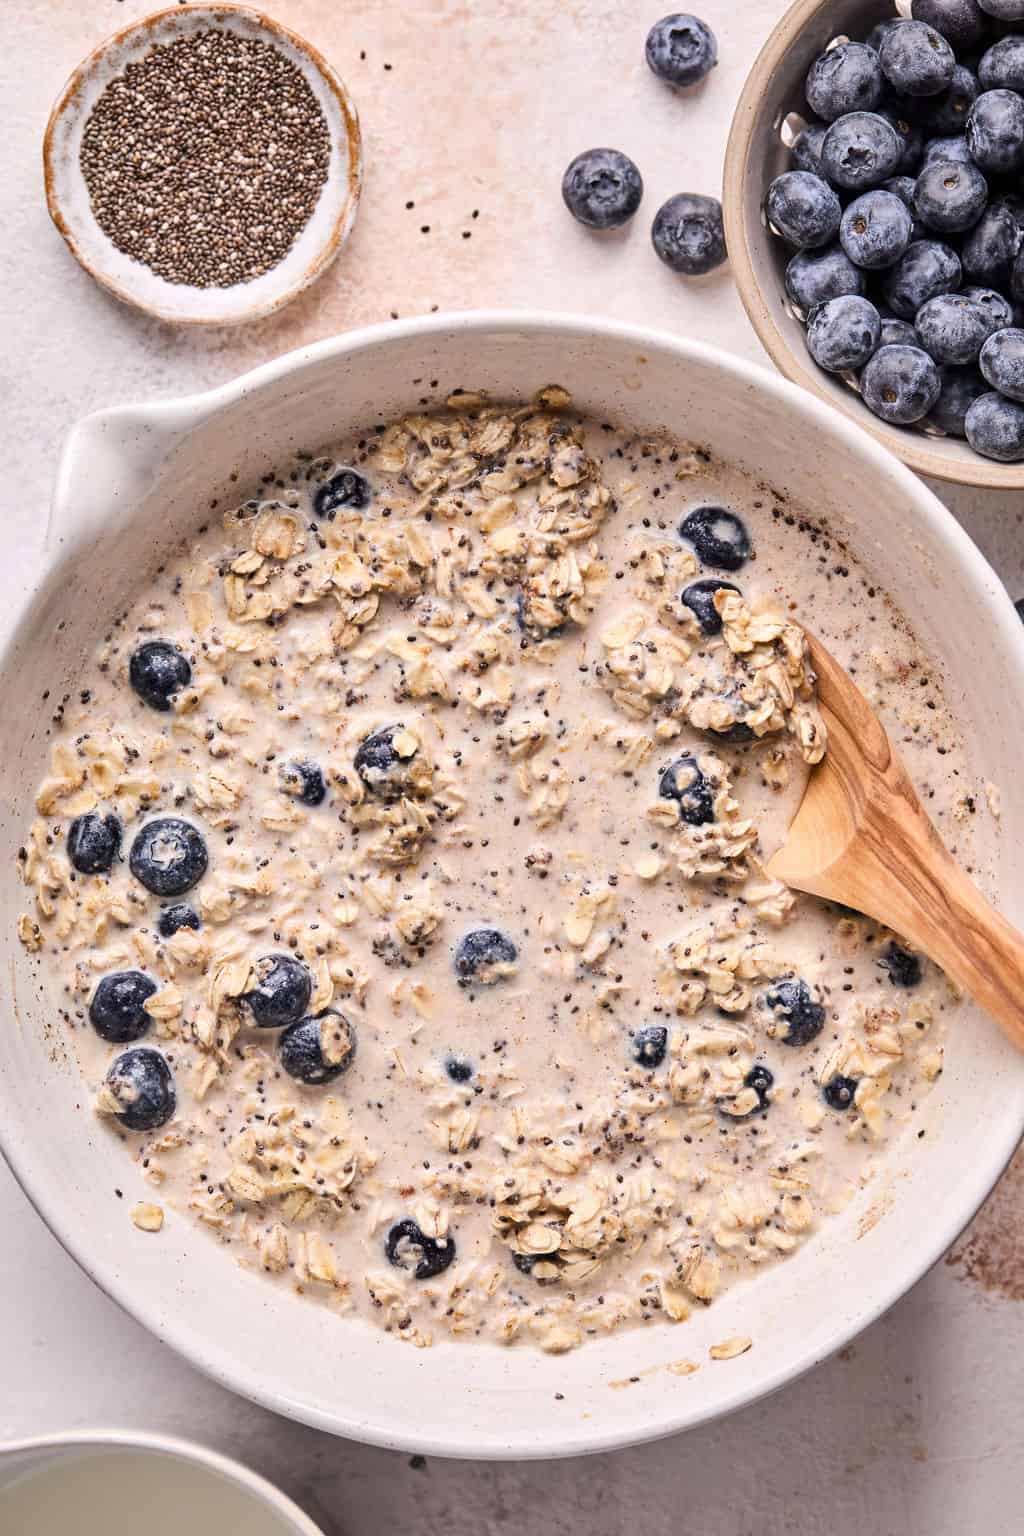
[79,30,331,289]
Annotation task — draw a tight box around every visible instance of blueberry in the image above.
[632,1025,669,1068]
[840,190,913,268]
[243,953,312,1028]
[280,758,327,806]
[823,1073,859,1110]
[678,504,751,570]
[645,13,717,87]
[962,203,1022,284]
[744,1064,774,1107]
[881,175,927,238]
[929,365,989,433]
[89,971,157,1043]
[915,291,993,360]
[512,1252,557,1278]
[785,244,867,313]
[104,1048,176,1132]
[880,314,921,347]
[279,1009,356,1085]
[978,37,1024,92]
[659,754,715,825]
[977,0,1024,17]
[791,122,829,177]
[129,640,191,712]
[445,1053,474,1083]
[919,132,974,168]
[866,19,904,53]
[964,285,1014,331]
[914,158,989,232]
[966,89,1024,172]
[980,325,1024,397]
[805,42,884,121]
[764,978,826,1046]
[454,928,518,985]
[862,342,943,422]
[157,903,200,938]
[313,468,371,520]
[882,239,962,317]
[1014,248,1024,302]
[882,941,923,986]
[67,811,121,875]
[562,149,643,230]
[651,193,727,274]
[877,108,925,175]
[821,112,903,189]
[924,63,980,133]
[680,577,740,635]
[354,724,419,800]
[880,20,956,96]
[911,0,989,51]
[807,295,882,371]
[385,1218,456,1280]
[765,171,842,248]
[129,818,208,897]
[965,389,1024,456]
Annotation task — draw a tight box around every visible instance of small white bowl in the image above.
[42,3,362,326]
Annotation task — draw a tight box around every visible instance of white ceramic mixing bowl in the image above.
[2,313,1022,1458]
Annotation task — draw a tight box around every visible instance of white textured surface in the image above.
[1,1,1022,1530]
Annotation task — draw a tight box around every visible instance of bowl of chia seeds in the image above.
[43,3,363,325]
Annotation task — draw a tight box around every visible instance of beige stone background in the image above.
[1,1,1022,1531]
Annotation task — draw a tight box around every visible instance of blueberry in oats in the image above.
[966,389,1024,456]
[883,941,923,986]
[129,640,191,712]
[821,111,902,190]
[861,343,942,423]
[805,41,884,121]
[806,295,881,372]
[129,818,208,897]
[785,244,866,313]
[454,928,518,985]
[103,1048,176,1132]
[744,1064,774,1106]
[680,577,741,635]
[385,1218,456,1280]
[313,468,371,519]
[67,811,121,875]
[658,754,715,825]
[631,1025,668,1068]
[445,1053,475,1083]
[645,13,717,88]
[765,978,826,1046]
[157,903,201,939]
[279,1010,356,1084]
[678,505,751,571]
[280,758,327,806]
[823,1073,860,1110]
[243,953,313,1028]
[89,971,157,1043]
[839,190,913,269]
[651,193,727,274]
[354,724,419,799]
[765,171,842,249]
[561,148,643,230]
[879,19,956,96]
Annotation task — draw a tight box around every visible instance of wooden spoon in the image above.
[766,632,1024,1052]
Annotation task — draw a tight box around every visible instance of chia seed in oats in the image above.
[79,30,331,289]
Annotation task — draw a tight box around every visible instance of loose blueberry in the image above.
[562,148,643,230]
[280,758,327,806]
[313,468,371,520]
[882,239,962,318]
[680,577,741,635]
[914,158,988,232]
[877,108,925,176]
[129,818,208,897]
[879,20,956,96]
[962,286,1014,330]
[632,1025,669,1068]
[354,724,418,800]
[454,928,518,985]
[89,971,157,1043]
[129,640,191,712]
[157,903,201,938]
[881,175,927,239]
[645,13,718,87]
[651,193,727,274]
[911,0,989,52]
[965,389,1024,457]
[678,504,751,570]
[805,41,884,121]
[915,291,993,361]
[765,171,842,248]
[882,941,923,986]
[823,1073,859,1110]
[977,0,1024,17]
[880,314,921,347]
[861,343,943,422]
[1015,248,1024,303]
[385,1217,456,1280]
[929,365,989,433]
[966,89,1024,173]
[791,122,829,177]
[659,754,715,825]
[445,1053,474,1083]
[104,1048,176,1132]
[979,325,1024,397]
[866,19,905,52]
[821,111,903,189]
[744,1064,775,1108]
[924,63,979,133]
[786,243,867,313]
[807,295,882,371]
[67,811,121,875]
[243,954,312,1028]
[840,190,913,268]
[978,37,1024,92]
[962,202,1022,284]
[919,132,974,167]
[764,978,826,1046]
[279,1009,356,1085]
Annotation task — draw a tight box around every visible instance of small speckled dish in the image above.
[42,3,362,326]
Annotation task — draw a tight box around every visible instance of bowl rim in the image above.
[41,1,363,327]
[721,0,1024,491]
[4,309,1023,1458]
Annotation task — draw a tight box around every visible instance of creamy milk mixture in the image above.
[18,390,974,1355]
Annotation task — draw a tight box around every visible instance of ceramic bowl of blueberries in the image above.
[2,312,1023,1457]
[724,0,1024,486]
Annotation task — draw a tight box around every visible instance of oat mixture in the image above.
[18,390,973,1354]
